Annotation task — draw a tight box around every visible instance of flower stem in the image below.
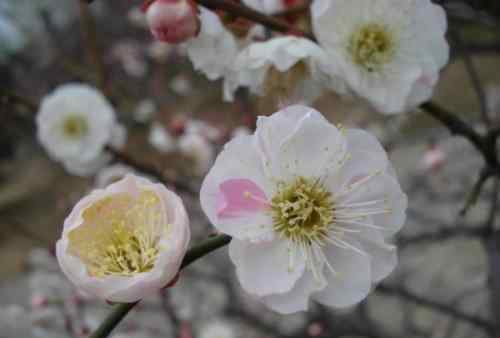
[89,234,232,338]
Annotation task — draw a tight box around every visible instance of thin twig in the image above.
[78,0,107,93]
[460,167,493,216]
[450,29,491,125]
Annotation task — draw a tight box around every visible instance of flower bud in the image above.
[56,174,190,303]
[144,0,200,44]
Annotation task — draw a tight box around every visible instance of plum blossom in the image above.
[312,0,449,114]
[178,133,215,176]
[185,8,240,81]
[149,122,176,153]
[225,36,345,103]
[144,0,200,44]
[56,175,190,302]
[200,105,407,313]
[36,83,117,171]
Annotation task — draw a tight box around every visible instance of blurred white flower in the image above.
[170,74,193,96]
[110,123,128,150]
[36,84,116,168]
[312,0,449,114]
[242,0,285,14]
[185,119,221,142]
[95,164,136,188]
[185,8,239,81]
[200,105,406,313]
[149,122,176,153]
[231,126,252,139]
[178,133,215,176]
[198,320,235,338]
[134,99,157,124]
[225,36,345,103]
[56,175,190,302]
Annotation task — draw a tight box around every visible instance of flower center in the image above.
[270,177,334,246]
[67,190,169,277]
[264,61,309,98]
[348,23,395,72]
[62,115,89,139]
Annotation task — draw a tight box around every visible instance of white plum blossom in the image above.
[200,105,407,313]
[178,133,215,176]
[225,36,345,103]
[312,0,449,114]
[37,84,116,167]
[134,99,157,124]
[185,7,240,81]
[185,119,221,142]
[149,122,177,153]
[56,174,190,303]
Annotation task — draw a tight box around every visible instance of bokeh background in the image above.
[1,1,500,337]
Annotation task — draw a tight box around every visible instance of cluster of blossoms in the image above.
[142,0,449,114]
[37,0,453,323]
[54,105,407,313]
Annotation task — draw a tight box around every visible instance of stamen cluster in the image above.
[271,177,334,246]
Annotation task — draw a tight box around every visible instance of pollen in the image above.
[348,23,395,72]
[270,177,334,246]
[67,190,169,277]
[62,115,89,139]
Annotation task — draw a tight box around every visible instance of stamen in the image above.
[68,191,169,277]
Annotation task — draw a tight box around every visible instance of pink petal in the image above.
[216,179,269,219]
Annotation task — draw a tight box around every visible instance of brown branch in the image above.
[106,146,198,195]
[78,0,107,93]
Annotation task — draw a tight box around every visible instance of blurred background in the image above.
[1,0,500,337]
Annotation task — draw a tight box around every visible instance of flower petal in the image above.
[277,109,347,180]
[229,238,306,297]
[262,271,326,314]
[313,241,371,308]
[200,135,274,241]
[217,179,269,219]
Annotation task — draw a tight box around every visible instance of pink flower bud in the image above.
[144,0,200,44]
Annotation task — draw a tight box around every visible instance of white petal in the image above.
[277,110,347,180]
[200,135,273,240]
[255,105,328,179]
[337,173,407,236]
[262,271,326,314]
[229,238,306,297]
[313,241,371,308]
